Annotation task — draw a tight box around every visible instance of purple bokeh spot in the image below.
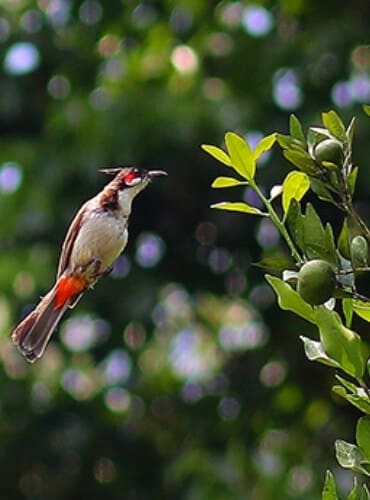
[0,162,22,193]
[242,6,274,37]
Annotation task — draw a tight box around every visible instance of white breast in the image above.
[70,211,128,274]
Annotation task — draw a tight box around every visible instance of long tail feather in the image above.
[11,287,70,363]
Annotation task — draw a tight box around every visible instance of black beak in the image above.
[148,170,167,179]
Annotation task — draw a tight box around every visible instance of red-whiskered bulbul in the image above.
[11,166,166,363]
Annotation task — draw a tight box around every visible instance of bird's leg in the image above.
[76,258,113,285]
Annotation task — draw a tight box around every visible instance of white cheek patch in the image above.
[126,177,142,187]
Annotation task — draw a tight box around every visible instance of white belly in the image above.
[70,212,128,273]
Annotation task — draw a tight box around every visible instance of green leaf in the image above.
[322,111,346,141]
[202,144,232,166]
[253,254,294,272]
[225,132,255,180]
[346,117,356,146]
[309,178,336,204]
[347,166,358,197]
[300,336,341,369]
[309,127,332,139]
[342,298,353,328]
[286,199,304,250]
[322,470,338,500]
[334,375,370,414]
[347,477,360,500]
[289,114,306,146]
[282,170,310,214]
[283,149,318,175]
[338,218,351,259]
[324,223,338,266]
[265,275,315,323]
[335,440,370,476]
[253,133,276,160]
[303,204,337,265]
[211,177,247,188]
[353,301,370,322]
[363,105,370,117]
[276,133,292,149]
[211,201,265,215]
[357,417,370,462]
[315,307,365,379]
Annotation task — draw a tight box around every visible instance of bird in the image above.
[11,166,167,363]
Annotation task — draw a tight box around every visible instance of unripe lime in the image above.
[351,235,368,269]
[314,139,344,166]
[297,259,336,305]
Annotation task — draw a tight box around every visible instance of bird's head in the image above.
[99,166,167,213]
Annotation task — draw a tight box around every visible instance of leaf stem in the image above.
[251,180,303,263]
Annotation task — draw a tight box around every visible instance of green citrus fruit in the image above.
[351,235,368,269]
[314,139,343,166]
[297,259,336,305]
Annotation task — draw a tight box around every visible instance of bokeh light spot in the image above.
[249,283,275,310]
[61,369,96,400]
[170,7,192,33]
[0,296,10,332]
[111,254,131,278]
[207,32,234,56]
[331,81,352,107]
[104,387,131,413]
[131,3,157,28]
[273,69,302,110]
[13,272,35,298]
[288,465,313,494]
[219,321,266,352]
[244,187,265,209]
[0,18,10,42]
[218,396,241,419]
[21,10,43,33]
[47,75,71,99]
[136,232,165,268]
[208,247,232,274]
[100,349,132,386]
[242,5,274,37]
[225,271,247,295]
[61,315,99,353]
[203,77,227,101]
[220,2,243,28]
[171,45,199,74]
[31,382,52,413]
[195,221,217,245]
[169,328,219,381]
[351,45,370,69]
[98,34,121,58]
[79,0,103,25]
[260,360,286,387]
[181,381,203,403]
[124,322,146,350]
[4,42,40,75]
[350,73,370,102]
[0,162,22,193]
[45,0,71,26]
[89,87,112,110]
[256,219,280,249]
[93,457,116,484]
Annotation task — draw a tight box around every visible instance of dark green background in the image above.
[0,1,369,498]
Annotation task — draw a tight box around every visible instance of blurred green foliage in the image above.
[0,0,370,498]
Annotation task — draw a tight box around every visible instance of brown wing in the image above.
[56,202,88,278]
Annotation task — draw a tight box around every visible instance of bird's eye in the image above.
[124,169,142,186]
